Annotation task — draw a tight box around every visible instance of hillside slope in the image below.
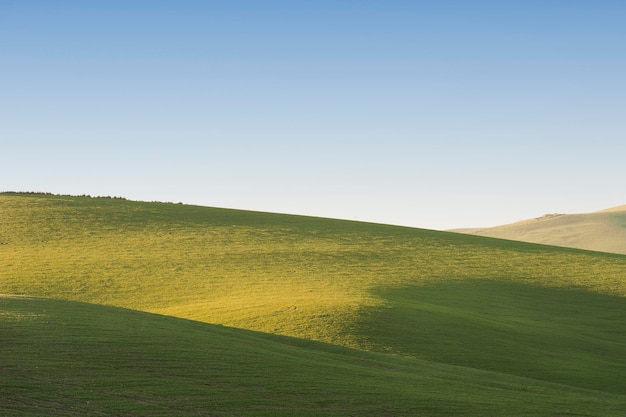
[2,192,626,395]
[452,205,626,254]
[2,296,625,417]
[2,193,624,342]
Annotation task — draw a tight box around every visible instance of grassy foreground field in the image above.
[2,192,626,415]
[2,296,625,417]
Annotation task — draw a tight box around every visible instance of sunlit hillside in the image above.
[2,192,626,411]
[2,193,624,344]
[453,205,626,255]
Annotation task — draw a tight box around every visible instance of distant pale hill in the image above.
[451,205,626,255]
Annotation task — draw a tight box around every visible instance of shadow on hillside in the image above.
[355,279,626,394]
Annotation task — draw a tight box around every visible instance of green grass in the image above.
[2,192,626,415]
[2,193,624,345]
[2,296,625,417]
[356,280,626,394]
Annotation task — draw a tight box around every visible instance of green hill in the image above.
[2,192,626,415]
[451,205,626,255]
[2,296,625,417]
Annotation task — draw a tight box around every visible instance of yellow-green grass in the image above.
[2,296,625,417]
[2,192,626,400]
[453,205,626,255]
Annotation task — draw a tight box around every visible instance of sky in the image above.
[2,1,625,230]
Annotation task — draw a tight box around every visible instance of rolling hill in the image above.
[2,192,626,415]
[451,205,626,255]
[3,296,625,416]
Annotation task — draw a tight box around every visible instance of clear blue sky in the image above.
[2,1,625,229]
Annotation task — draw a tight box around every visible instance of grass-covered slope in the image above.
[2,192,626,401]
[2,296,625,417]
[356,280,626,394]
[453,205,626,255]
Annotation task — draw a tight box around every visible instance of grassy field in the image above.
[357,280,626,393]
[453,205,626,255]
[2,296,625,417]
[2,192,626,415]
